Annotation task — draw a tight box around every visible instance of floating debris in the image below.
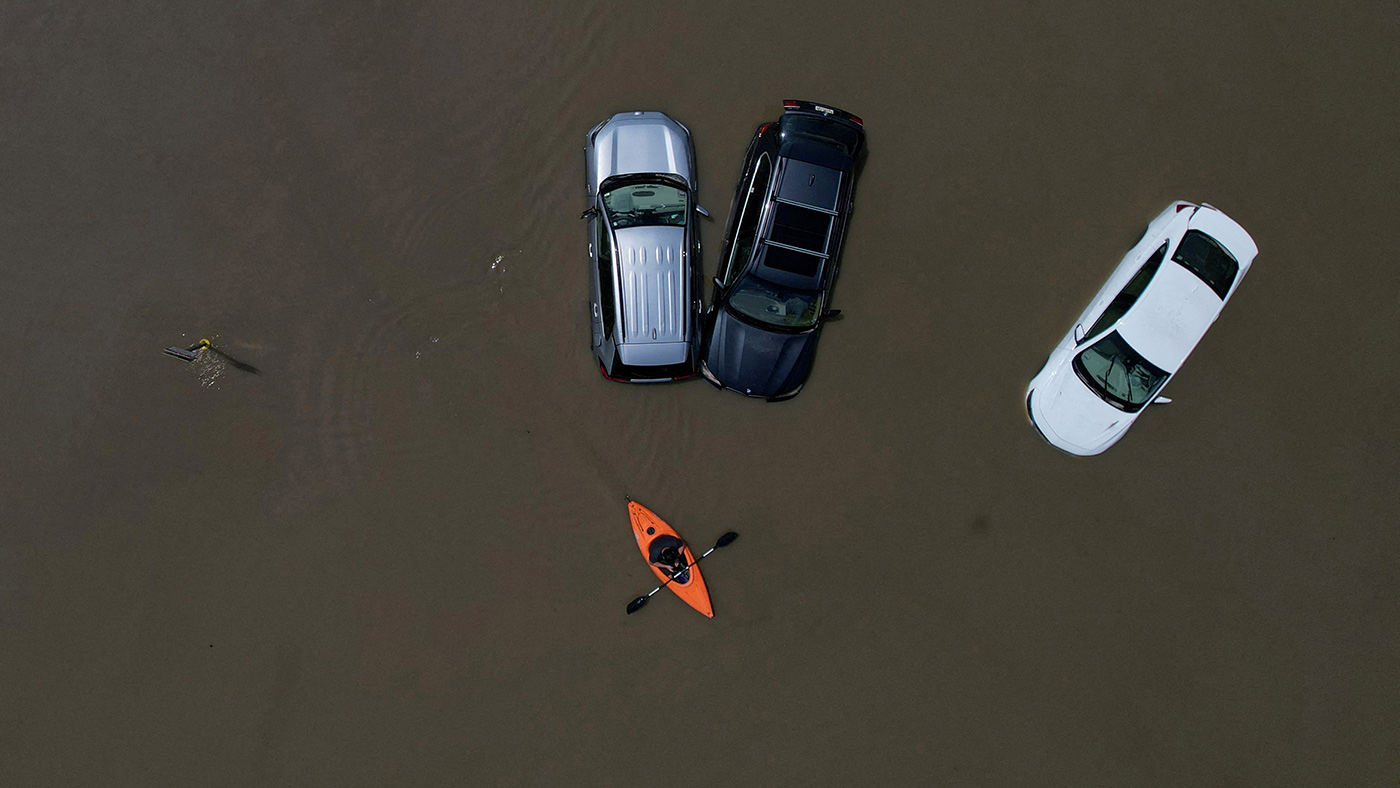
[162,337,260,381]
[163,338,210,363]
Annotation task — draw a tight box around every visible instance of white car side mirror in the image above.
[1073,324,1086,343]
[1153,396,1173,405]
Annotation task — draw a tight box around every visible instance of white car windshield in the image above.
[602,182,687,229]
[1073,331,1169,413]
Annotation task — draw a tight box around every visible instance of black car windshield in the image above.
[1072,331,1169,413]
[727,276,822,328]
[601,182,687,229]
[779,115,860,157]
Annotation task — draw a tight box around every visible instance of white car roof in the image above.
[1117,260,1223,372]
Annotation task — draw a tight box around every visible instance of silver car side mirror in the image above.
[1153,396,1173,405]
[696,205,711,219]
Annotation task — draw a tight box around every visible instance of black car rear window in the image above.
[1172,230,1239,300]
[780,115,860,156]
[769,203,831,254]
[761,244,822,278]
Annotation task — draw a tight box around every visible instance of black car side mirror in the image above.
[579,207,597,220]
[713,276,724,291]
[822,309,843,322]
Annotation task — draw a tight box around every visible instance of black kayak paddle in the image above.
[626,531,738,615]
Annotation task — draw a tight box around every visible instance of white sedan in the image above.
[1026,202,1257,456]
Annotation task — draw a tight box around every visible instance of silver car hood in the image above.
[591,112,694,192]
[613,225,689,350]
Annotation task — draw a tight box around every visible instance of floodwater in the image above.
[3,1,1398,784]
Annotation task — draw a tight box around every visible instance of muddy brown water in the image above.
[3,1,1398,785]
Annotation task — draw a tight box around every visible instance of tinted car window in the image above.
[596,220,616,337]
[1083,242,1168,342]
[1072,331,1169,413]
[769,203,832,253]
[1172,230,1239,300]
[723,155,772,285]
[728,276,822,328]
[761,244,822,278]
[779,115,860,156]
[602,182,687,229]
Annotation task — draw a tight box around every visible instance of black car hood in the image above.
[705,307,816,398]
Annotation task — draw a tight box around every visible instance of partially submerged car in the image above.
[583,111,708,382]
[700,100,865,400]
[1026,202,1257,455]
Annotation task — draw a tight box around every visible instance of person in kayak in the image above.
[648,535,690,583]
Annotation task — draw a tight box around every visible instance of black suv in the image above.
[700,100,865,401]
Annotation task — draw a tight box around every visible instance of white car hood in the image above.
[592,115,693,191]
[1117,262,1221,372]
[1031,367,1130,455]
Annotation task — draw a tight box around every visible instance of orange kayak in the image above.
[629,501,713,618]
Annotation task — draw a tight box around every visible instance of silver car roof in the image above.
[610,224,691,364]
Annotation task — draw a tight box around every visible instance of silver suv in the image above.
[583,111,708,382]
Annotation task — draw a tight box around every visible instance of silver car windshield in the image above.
[728,276,821,328]
[1072,331,1169,413]
[602,182,687,229]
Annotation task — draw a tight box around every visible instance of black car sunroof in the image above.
[760,243,822,278]
[769,203,832,254]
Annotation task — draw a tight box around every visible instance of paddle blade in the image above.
[625,596,648,615]
[714,531,739,548]
[163,347,198,362]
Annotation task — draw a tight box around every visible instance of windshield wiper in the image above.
[1101,354,1131,411]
